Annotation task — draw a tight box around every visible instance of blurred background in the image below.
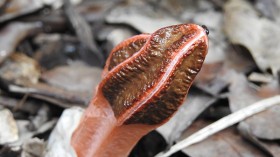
[0,0,280,157]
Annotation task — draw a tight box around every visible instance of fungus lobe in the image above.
[71,24,209,157]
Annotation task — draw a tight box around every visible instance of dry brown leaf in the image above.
[224,0,280,75]
[238,122,280,156]
[106,4,180,33]
[156,95,280,157]
[0,22,41,64]
[229,73,280,139]
[41,62,102,98]
[45,107,83,157]
[0,0,43,23]
[21,138,45,157]
[0,53,41,85]
[181,120,267,157]
[195,63,232,95]
[0,108,18,144]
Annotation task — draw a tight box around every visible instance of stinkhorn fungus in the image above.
[71,24,209,157]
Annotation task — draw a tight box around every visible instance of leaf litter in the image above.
[229,73,280,140]
[224,0,280,75]
[181,120,266,157]
[0,0,280,157]
[156,95,280,157]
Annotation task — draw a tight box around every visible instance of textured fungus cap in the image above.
[101,24,209,125]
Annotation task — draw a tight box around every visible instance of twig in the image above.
[64,0,104,65]
[13,93,29,111]
[155,95,280,157]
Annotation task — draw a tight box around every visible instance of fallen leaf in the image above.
[0,22,41,64]
[34,34,75,70]
[181,120,267,157]
[76,0,116,22]
[0,78,89,107]
[229,73,280,139]
[41,62,102,98]
[21,138,45,157]
[0,0,43,23]
[45,107,83,157]
[106,4,180,33]
[238,122,280,157]
[0,53,41,85]
[195,63,232,95]
[0,108,19,144]
[30,105,50,130]
[224,0,280,75]
[64,0,104,65]
[224,45,257,73]
[9,119,57,148]
[156,95,280,157]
